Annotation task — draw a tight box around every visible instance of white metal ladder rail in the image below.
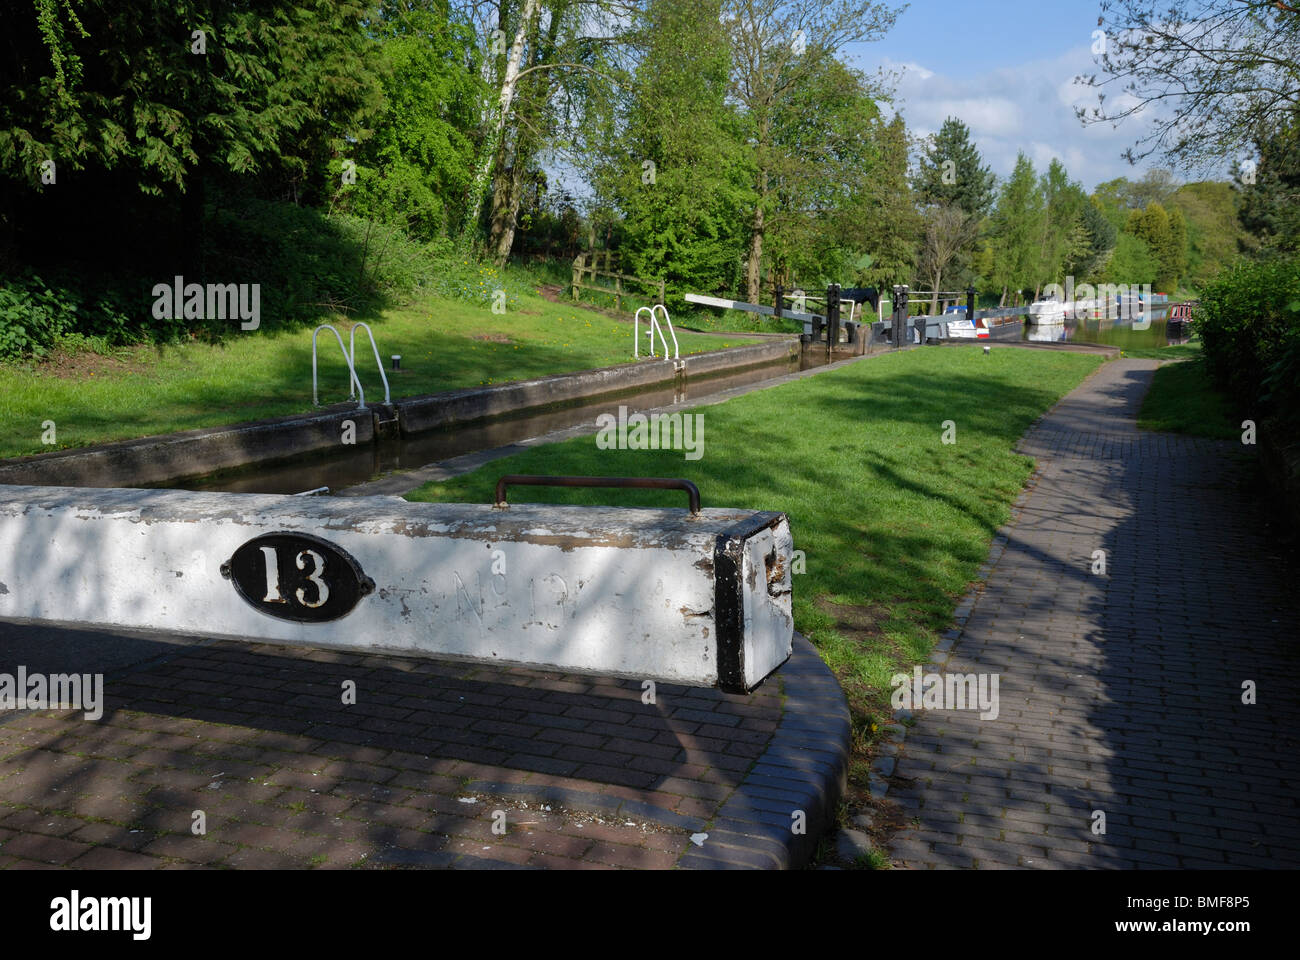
[348,321,391,405]
[312,324,365,410]
[652,303,679,360]
[634,306,660,358]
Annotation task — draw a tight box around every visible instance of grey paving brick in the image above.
[883,360,1300,870]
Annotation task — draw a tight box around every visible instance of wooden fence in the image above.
[571,252,666,312]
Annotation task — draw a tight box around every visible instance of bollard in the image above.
[892,285,909,348]
[826,283,840,354]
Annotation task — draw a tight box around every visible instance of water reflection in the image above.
[1023,304,1179,349]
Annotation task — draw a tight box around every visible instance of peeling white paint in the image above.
[0,485,794,689]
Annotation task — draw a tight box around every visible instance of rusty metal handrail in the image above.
[493,475,701,515]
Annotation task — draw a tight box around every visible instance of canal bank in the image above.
[0,338,1123,495]
[0,338,805,491]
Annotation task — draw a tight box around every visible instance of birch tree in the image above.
[461,0,635,265]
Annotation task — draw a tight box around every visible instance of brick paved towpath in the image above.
[886,358,1300,869]
[0,627,847,870]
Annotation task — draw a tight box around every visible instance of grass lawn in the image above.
[1119,340,1203,360]
[0,288,756,459]
[405,346,1105,792]
[1138,357,1239,440]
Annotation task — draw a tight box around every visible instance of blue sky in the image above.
[845,0,1172,190]
[550,1,1191,202]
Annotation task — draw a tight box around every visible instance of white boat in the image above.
[940,306,989,339]
[1027,300,1066,324]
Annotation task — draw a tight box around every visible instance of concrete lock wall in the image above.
[0,408,372,489]
[0,485,794,691]
[678,340,798,379]
[396,360,680,435]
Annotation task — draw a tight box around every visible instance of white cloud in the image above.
[929,98,1024,137]
[877,47,1173,190]
[893,60,934,81]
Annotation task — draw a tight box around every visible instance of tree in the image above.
[1076,0,1300,170]
[1099,232,1159,287]
[349,1,486,241]
[1128,202,1188,291]
[1075,198,1118,280]
[2,0,381,198]
[850,114,920,291]
[917,203,977,314]
[603,0,754,297]
[719,0,903,302]
[1172,181,1250,288]
[1166,208,1189,292]
[1125,169,1181,210]
[988,153,1044,305]
[1034,159,1087,296]
[1238,104,1300,254]
[914,117,995,219]
[0,0,383,272]
[469,0,635,265]
[764,54,884,289]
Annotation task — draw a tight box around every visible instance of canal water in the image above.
[1022,304,1187,349]
[169,352,822,496]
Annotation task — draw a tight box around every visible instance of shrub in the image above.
[1262,310,1300,426]
[0,274,77,360]
[197,197,442,333]
[1196,256,1300,420]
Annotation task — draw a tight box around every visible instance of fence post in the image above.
[659,279,666,304]
[572,255,584,301]
[615,275,622,314]
[774,283,783,320]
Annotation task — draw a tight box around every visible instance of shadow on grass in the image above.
[406,351,1106,703]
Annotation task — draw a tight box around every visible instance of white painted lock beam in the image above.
[684,293,821,323]
[0,485,794,691]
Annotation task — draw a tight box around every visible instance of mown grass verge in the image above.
[0,289,756,459]
[1138,357,1240,440]
[404,346,1104,800]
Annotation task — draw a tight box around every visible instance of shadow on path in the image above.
[885,360,1300,869]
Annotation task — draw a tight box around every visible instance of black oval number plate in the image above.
[221,532,374,623]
